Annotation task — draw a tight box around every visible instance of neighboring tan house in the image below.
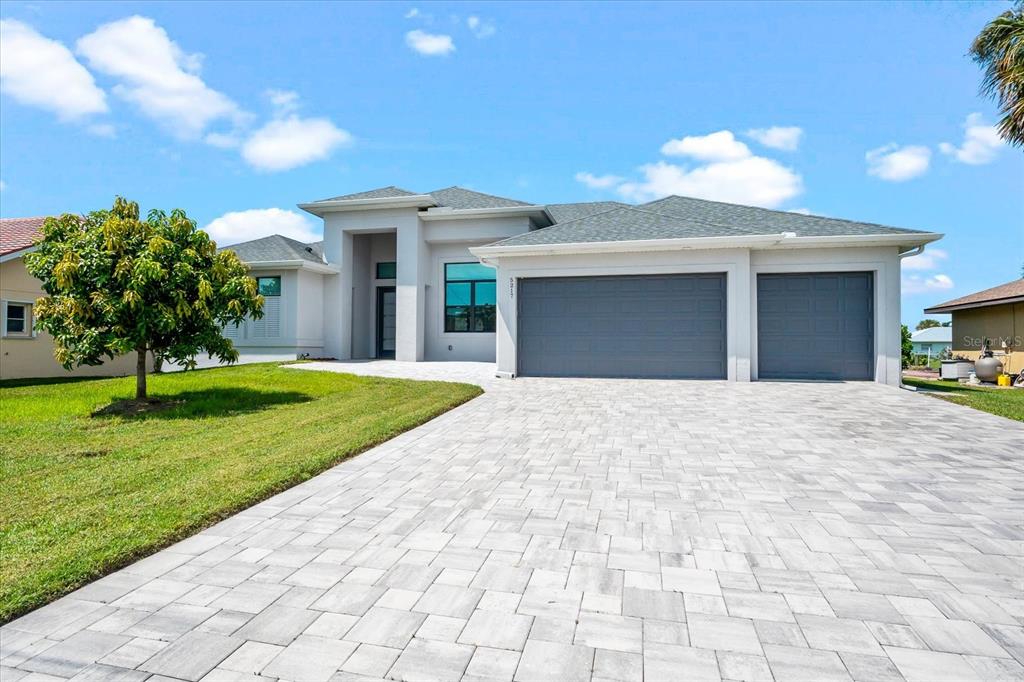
[222,185,941,385]
[925,279,1024,375]
[0,217,140,380]
[910,326,952,360]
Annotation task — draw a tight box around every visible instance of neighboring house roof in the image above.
[428,187,532,209]
[222,234,326,265]
[545,201,630,224]
[924,279,1024,314]
[911,327,952,343]
[643,195,929,238]
[0,216,47,257]
[316,186,419,202]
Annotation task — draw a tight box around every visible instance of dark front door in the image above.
[757,272,874,380]
[516,273,727,379]
[376,287,396,359]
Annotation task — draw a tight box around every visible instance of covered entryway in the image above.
[757,271,874,380]
[516,273,727,378]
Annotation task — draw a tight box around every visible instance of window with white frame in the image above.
[251,277,281,338]
[221,276,282,341]
[3,301,33,338]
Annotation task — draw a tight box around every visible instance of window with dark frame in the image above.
[5,303,28,335]
[376,262,397,279]
[444,262,496,333]
[256,276,281,296]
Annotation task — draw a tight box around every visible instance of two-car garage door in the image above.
[517,274,727,379]
[515,271,875,381]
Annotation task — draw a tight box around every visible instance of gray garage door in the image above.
[517,273,726,379]
[757,272,874,381]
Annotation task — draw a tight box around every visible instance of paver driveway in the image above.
[3,376,1023,682]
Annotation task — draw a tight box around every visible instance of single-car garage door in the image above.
[757,272,874,381]
[517,273,726,379]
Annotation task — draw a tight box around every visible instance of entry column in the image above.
[395,221,426,361]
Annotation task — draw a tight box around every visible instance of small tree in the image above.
[915,319,942,331]
[24,197,263,401]
[901,324,914,369]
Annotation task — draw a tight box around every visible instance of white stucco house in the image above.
[223,186,941,385]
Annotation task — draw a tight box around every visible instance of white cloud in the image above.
[77,15,243,139]
[583,128,804,208]
[241,116,352,172]
[746,126,803,151]
[265,88,299,116]
[660,130,751,162]
[575,172,624,189]
[865,144,930,181]
[87,122,117,138]
[939,113,1003,165]
[0,19,108,121]
[204,131,241,149]
[788,207,811,215]
[404,8,420,19]
[204,208,321,247]
[405,30,455,56]
[467,16,496,38]
[902,247,948,271]
[902,273,954,295]
[0,180,6,192]
[617,157,803,208]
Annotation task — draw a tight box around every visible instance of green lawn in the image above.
[903,377,1024,423]
[0,364,481,622]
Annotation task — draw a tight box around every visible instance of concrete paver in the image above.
[3,370,1022,681]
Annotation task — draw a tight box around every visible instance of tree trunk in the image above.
[136,345,147,401]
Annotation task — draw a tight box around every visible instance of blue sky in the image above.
[1,1,1021,326]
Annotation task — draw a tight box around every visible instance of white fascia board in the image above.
[244,259,340,274]
[470,231,943,259]
[297,195,436,216]
[761,232,944,250]
[0,245,38,263]
[420,205,550,221]
[471,234,787,258]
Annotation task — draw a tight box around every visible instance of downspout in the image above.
[896,245,926,387]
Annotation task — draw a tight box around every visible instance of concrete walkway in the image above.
[292,360,499,388]
[3,373,1023,682]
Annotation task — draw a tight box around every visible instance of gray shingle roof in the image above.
[309,185,536,210]
[222,234,325,264]
[300,186,934,251]
[643,195,928,238]
[428,186,533,209]
[488,206,747,248]
[545,201,630,224]
[317,186,418,202]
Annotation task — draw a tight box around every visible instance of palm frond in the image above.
[970,4,1024,147]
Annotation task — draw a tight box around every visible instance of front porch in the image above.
[322,218,500,364]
